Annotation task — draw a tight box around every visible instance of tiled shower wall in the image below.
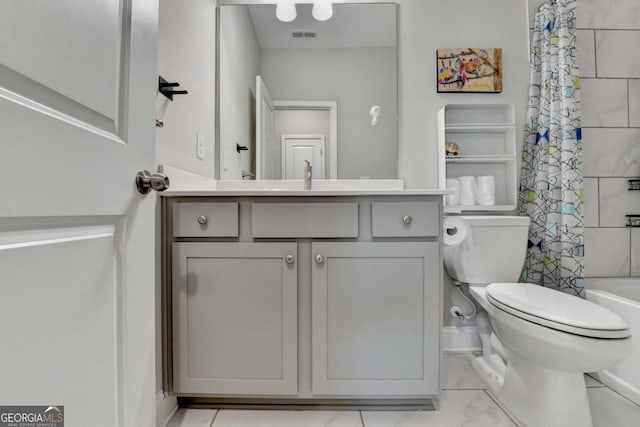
[576,0,640,278]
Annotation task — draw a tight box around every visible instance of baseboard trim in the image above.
[178,397,435,411]
[443,326,481,352]
[157,392,178,427]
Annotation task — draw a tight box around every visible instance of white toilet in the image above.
[443,215,631,427]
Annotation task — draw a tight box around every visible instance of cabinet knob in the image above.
[403,215,413,225]
[197,215,208,225]
[315,254,325,264]
[285,254,295,264]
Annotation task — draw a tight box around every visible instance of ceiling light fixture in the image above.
[312,0,333,21]
[276,0,297,22]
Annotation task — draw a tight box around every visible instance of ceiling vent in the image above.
[292,31,317,39]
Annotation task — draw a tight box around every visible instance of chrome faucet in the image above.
[304,160,312,190]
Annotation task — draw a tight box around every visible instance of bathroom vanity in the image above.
[160,178,445,407]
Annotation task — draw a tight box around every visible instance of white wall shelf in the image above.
[446,155,516,164]
[444,204,516,214]
[445,124,514,133]
[439,104,517,212]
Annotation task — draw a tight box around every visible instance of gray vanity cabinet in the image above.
[164,195,443,402]
[311,242,440,396]
[172,242,298,395]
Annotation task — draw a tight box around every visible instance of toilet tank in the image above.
[444,216,530,285]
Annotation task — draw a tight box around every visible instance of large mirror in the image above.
[217,2,398,180]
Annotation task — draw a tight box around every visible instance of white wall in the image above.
[274,109,331,178]
[157,0,216,178]
[156,0,217,419]
[261,47,398,179]
[396,0,530,189]
[218,6,261,179]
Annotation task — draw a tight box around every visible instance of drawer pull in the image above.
[197,215,208,225]
[285,254,295,265]
[403,215,413,225]
[315,254,325,264]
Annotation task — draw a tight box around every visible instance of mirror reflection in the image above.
[218,3,398,180]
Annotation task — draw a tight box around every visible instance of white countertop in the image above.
[160,165,449,197]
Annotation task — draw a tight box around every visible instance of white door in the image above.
[256,75,276,179]
[282,135,326,180]
[0,1,157,426]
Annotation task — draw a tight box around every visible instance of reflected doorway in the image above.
[272,100,337,180]
[282,135,326,180]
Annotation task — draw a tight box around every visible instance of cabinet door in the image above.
[312,242,440,396]
[173,243,298,395]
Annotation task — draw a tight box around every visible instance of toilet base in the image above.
[467,284,629,427]
[471,355,504,395]
[497,353,593,427]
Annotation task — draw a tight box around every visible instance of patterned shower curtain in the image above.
[518,0,584,296]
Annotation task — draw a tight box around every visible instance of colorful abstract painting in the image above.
[437,48,503,93]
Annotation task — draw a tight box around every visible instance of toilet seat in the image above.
[486,283,630,339]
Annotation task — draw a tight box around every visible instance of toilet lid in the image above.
[486,283,630,339]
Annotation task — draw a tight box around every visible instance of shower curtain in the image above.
[518,0,584,296]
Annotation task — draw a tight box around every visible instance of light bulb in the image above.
[312,0,333,21]
[276,0,297,22]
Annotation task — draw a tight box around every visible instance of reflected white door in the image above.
[256,75,276,179]
[0,1,157,426]
[282,135,326,180]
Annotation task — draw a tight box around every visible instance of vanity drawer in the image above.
[252,203,359,238]
[173,202,239,237]
[371,202,439,237]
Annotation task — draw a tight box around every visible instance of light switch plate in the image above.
[196,133,205,160]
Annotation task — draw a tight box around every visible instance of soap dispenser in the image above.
[304,160,312,190]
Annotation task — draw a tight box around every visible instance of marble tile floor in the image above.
[167,352,640,427]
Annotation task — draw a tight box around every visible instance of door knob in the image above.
[135,170,170,194]
[315,254,324,264]
[285,254,295,264]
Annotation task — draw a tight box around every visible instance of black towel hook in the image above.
[159,76,188,101]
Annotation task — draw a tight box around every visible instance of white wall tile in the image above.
[596,31,640,78]
[581,79,629,127]
[599,178,640,227]
[583,128,640,177]
[629,79,640,127]
[585,228,630,277]
[577,0,640,30]
[584,178,599,227]
[577,0,639,283]
[577,30,596,78]
[632,229,640,276]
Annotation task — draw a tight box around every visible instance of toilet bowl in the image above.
[443,216,631,427]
